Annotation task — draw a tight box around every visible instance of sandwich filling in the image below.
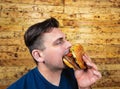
[63,43,87,70]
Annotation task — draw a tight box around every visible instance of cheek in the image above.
[43,48,63,63]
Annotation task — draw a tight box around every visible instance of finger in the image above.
[90,73,102,84]
[84,53,92,62]
[82,54,92,64]
[87,62,98,70]
[90,76,99,84]
[83,55,98,70]
[93,70,102,78]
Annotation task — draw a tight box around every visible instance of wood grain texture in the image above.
[0,0,120,89]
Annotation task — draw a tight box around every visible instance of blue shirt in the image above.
[7,67,78,89]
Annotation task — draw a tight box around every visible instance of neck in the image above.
[37,63,63,86]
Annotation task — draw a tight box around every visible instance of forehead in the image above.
[43,28,65,43]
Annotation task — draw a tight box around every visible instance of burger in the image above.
[63,43,87,70]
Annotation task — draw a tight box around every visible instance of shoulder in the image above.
[7,67,38,89]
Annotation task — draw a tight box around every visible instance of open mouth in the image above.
[63,52,80,70]
[62,43,87,70]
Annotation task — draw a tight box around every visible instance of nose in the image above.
[65,40,72,49]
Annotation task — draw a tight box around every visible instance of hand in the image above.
[74,54,102,89]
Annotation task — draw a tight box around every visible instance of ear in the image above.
[32,49,44,63]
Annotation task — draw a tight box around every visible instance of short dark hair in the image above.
[24,17,59,53]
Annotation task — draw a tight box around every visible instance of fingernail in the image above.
[83,55,86,59]
[93,70,98,74]
[86,62,91,66]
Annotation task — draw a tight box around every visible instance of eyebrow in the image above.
[53,37,64,45]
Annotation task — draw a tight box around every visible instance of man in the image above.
[7,17,101,89]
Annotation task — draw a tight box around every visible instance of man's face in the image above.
[42,28,72,70]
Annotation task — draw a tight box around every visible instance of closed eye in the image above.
[54,37,64,45]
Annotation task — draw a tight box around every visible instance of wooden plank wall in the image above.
[0,0,120,89]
